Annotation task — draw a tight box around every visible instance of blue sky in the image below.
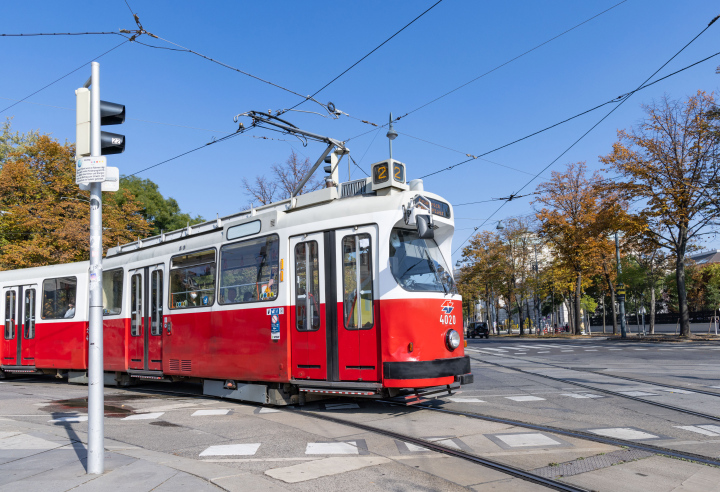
[2,1,719,261]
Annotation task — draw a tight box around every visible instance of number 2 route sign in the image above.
[76,156,107,185]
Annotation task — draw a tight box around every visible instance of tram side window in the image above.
[131,274,142,336]
[24,289,36,339]
[42,277,77,319]
[342,234,374,330]
[150,270,163,335]
[4,291,16,339]
[295,241,320,331]
[170,250,216,309]
[102,268,123,316]
[219,235,279,304]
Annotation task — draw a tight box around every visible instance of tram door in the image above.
[2,285,37,367]
[336,226,379,382]
[290,233,327,380]
[128,265,165,372]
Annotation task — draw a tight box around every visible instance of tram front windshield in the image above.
[389,228,457,293]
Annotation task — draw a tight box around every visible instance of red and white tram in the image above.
[0,157,472,404]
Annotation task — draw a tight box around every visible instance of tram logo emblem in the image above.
[441,300,454,314]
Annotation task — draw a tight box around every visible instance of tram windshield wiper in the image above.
[425,249,448,294]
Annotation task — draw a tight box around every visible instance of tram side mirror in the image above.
[416,214,434,239]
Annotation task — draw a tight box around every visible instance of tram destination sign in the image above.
[76,156,107,185]
[429,198,451,218]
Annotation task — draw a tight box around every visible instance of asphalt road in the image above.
[461,336,720,459]
[3,337,720,491]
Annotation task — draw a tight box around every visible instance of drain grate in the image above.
[531,449,655,478]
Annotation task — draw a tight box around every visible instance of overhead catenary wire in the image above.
[0,32,124,37]
[393,0,629,124]
[0,40,128,115]
[421,48,720,181]
[127,126,253,176]
[451,15,720,256]
[399,131,548,179]
[285,0,445,113]
[0,97,227,133]
[345,0,629,142]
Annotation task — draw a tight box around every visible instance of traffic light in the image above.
[75,89,126,157]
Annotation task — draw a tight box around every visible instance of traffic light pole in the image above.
[87,61,105,475]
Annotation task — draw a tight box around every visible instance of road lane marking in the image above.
[192,409,231,416]
[48,416,88,423]
[122,412,164,420]
[494,433,563,447]
[200,443,261,456]
[675,426,720,437]
[562,393,603,399]
[505,396,545,402]
[306,442,359,455]
[589,428,659,440]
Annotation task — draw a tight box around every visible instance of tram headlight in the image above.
[446,329,461,351]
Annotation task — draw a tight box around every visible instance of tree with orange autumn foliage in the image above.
[0,135,151,270]
[534,162,633,335]
[600,92,720,336]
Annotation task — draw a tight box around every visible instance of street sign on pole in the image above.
[75,156,107,185]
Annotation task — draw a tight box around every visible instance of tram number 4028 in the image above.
[440,314,456,325]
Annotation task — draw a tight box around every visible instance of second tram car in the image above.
[0,157,472,404]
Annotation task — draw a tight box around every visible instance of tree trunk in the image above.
[517,296,525,336]
[649,286,656,334]
[565,296,574,333]
[525,299,532,333]
[602,295,606,334]
[676,234,691,336]
[605,272,618,335]
[575,271,583,335]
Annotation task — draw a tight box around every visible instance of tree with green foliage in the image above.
[112,175,204,236]
[601,92,720,336]
[1,117,39,168]
[0,135,151,269]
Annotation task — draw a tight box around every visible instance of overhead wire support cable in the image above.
[286,0,445,113]
[395,0,629,122]
[0,40,129,115]
[128,126,253,177]
[345,0,629,141]
[421,48,720,180]
[0,32,124,37]
[451,15,720,255]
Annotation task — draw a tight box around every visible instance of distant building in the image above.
[687,249,720,266]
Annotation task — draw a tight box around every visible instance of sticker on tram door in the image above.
[267,307,283,340]
[440,300,456,325]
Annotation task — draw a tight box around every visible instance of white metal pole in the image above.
[87,61,105,475]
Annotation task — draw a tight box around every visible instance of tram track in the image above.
[468,354,720,423]
[381,400,720,468]
[471,346,720,399]
[123,383,720,488]
[122,386,586,491]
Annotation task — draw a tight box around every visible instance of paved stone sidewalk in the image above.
[0,418,287,492]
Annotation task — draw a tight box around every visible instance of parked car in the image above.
[467,322,490,339]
